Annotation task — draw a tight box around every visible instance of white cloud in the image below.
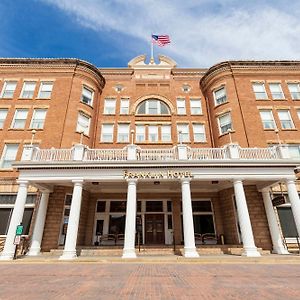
[39,0,300,67]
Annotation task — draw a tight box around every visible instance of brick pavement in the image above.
[0,263,300,300]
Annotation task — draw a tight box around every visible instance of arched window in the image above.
[136,99,170,115]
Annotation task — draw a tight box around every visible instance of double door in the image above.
[145,214,165,244]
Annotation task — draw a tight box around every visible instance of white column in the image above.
[122,179,137,258]
[286,179,300,237]
[59,180,83,260]
[181,179,199,258]
[0,180,28,260]
[233,180,261,257]
[27,191,50,256]
[261,189,289,254]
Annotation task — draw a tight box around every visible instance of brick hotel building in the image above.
[0,55,300,260]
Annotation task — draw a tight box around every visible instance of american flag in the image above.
[152,34,171,47]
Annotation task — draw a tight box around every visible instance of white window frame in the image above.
[161,125,171,142]
[297,110,300,120]
[190,98,202,115]
[176,98,186,115]
[120,98,129,115]
[193,124,206,142]
[0,144,19,169]
[76,112,90,135]
[252,82,268,100]
[269,83,284,100]
[259,110,276,129]
[213,87,227,106]
[38,82,53,99]
[135,125,145,143]
[0,109,8,129]
[177,124,190,142]
[11,109,28,129]
[286,145,300,158]
[117,124,130,143]
[277,110,294,129]
[104,98,116,114]
[218,113,232,135]
[148,125,159,142]
[20,81,36,99]
[287,83,300,100]
[1,81,17,98]
[101,124,114,143]
[30,109,47,129]
[81,86,94,106]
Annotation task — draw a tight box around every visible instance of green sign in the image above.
[16,225,24,236]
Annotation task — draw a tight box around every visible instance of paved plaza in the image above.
[0,261,300,299]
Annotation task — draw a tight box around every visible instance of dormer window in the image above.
[136,99,170,115]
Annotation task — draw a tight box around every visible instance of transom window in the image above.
[252,82,268,100]
[218,113,232,134]
[277,110,294,129]
[81,86,94,106]
[1,81,17,98]
[259,110,276,129]
[287,83,300,100]
[136,99,170,115]
[20,81,36,99]
[269,83,284,99]
[213,87,227,105]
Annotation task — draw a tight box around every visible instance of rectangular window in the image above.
[259,110,276,129]
[177,124,190,142]
[287,83,300,100]
[278,110,294,129]
[117,123,129,142]
[161,125,171,142]
[176,98,186,115]
[0,109,8,129]
[30,109,47,129]
[136,125,145,142]
[104,98,116,114]
[81,86,94,106]
[286,145,300,158]
[297,110,300,119]
[1,81,17,98]
[11,109,28,129]
[148,125,158,142]
[38,82,53,99]
[213,87,227,105]
[218,113,232,134]
[101,124,114,142]
[20,81,36,99]
[269,83,284,99]
[190,98,202,115]
[76,112,90,135]
[193,124,206,142]
[1,144,19,168]
[252,83,268,100]
[120,98,129,114]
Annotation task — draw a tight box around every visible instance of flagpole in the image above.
[150,34,154,64]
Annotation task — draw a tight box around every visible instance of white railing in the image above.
[187,147,228,160]
[83,148,127,161]
[238,147,279,160]
[137,147,178,161]
[32,148,74,161]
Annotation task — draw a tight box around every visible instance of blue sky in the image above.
[0,0,300,68]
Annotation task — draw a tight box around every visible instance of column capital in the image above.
[181,178,191,184]
[285,178,297,185]
[72,179,84,185]
[127,178,138,184]
[233,179,243,185]
[16,180,29,186]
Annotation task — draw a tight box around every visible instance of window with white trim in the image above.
[1,81,17,98]
[269,83,284,100]
[148,125,159,142]
[297,110,300,120]
[38,82,53,99]
[136,125,145,142]
[213,87,227,105]
[11,109,28,129]
[117,124,130,142]
[161,125,171,142]
[177,124,190,142]
[136,99,170,115]
[76,112,90,135]
[259,110,276,129]
[252,83,268,100]
[176,98,186,115]
[277,110,294,129]
[218,112,232,134]
[81,86,94,106]
[286,145,300,158]
[190,98,202,115]
[287,83,300,100]
[120,98,129,114]
[101,124,114,142]
[193,124,206,142]
[30,109,47,129]
[104,98,116,114]
[1,144,19,168]
[20,82,36,99]
[0,109,8,129]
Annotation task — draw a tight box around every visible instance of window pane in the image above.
[39,82,53,98]
[0,208,12,234]
[22,208,34,235]
[109,215,125,234]
[101,124,114,142]
[136,99,169,115]
[269,83,284,99]
[192,201,212,212]
[278,110,294,129]
[31,109,47,129]
[82,87,93,105]
[110,201,127,212]
[190,99,202,114]
[21,82,36,98]
[161,125,171,142]
[177,124,189,142]
[146,201,163,212]
[120,99,129,114]
[0,109,8,129]
[76,113,90,135]
[12,109,28,129]
[148,125,158,142]
[218,113,232,134]
[193,215,215,234]
[136,125,145,142]
[176,98,186,115]
[253,83,268,99]
[1,144,19,168]
[117,124,129,142]
[259,110,275,129]
[193,124,206,142]
[288,83,300,99]
[96,201,106,212]
[1,81,17,98]
[214,87,227,105]
[104,99,116,114]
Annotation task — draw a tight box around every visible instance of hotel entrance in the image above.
[145,214,165,244]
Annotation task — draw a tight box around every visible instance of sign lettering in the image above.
[123,170,193,179]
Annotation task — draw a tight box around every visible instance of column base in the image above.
[0,252,14,261]
[184,247,199,258]
[122,248,136,258]
[59,250,77,260]
[272,248,290,255]
[27,247,41,256]
[242,247,261,257]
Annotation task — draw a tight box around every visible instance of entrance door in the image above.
[145,214,165,244]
